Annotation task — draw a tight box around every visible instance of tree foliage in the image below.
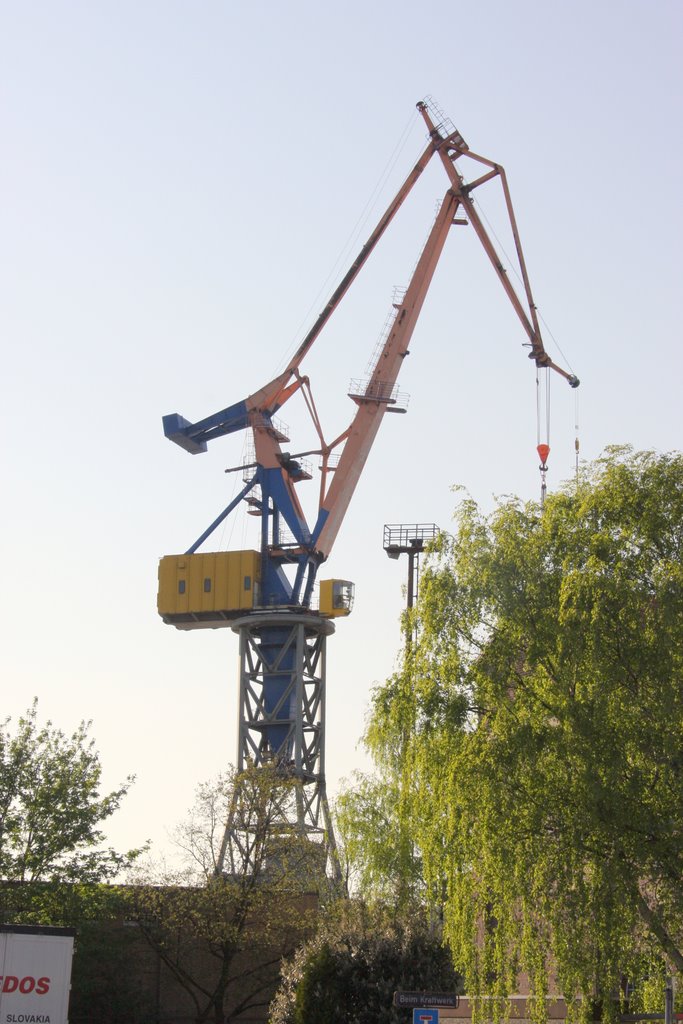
[0,700,139,884]
[128,765,320,1024]
[269,900,461,1024]
[335,772,424,905]
[0,704,146,1015]
[363,448,683,1019]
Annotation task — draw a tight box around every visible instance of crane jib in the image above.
[162,104,578,604]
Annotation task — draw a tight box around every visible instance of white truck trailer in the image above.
[0,925,75,1024]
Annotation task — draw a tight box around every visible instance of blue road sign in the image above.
[413,1011,439,1024]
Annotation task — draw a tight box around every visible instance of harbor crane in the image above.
[158,99,579,879]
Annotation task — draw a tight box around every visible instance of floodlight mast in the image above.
[159,99,579,880]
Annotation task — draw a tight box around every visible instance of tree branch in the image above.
[635,892,683,970]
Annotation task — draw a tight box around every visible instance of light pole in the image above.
[383,524,439,646]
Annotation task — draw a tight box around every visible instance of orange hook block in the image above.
[537,443,550,467]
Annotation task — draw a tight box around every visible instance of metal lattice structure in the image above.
[216,613,341,881]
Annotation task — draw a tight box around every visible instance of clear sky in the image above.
[2,0,681,862]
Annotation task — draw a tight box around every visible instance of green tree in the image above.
[128,765,320,1024]
[0,700,139,884]
[269,900,461,1024]
[364,448,683,1020]
[335,771,424,905]
[0,705,147,1019]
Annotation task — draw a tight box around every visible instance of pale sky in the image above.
[2,0,681,863]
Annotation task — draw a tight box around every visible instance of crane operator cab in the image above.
[319,579,354,618]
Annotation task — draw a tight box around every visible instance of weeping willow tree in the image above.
[356,448,683,1022]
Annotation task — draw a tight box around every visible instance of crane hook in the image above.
[537,443,550,507]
